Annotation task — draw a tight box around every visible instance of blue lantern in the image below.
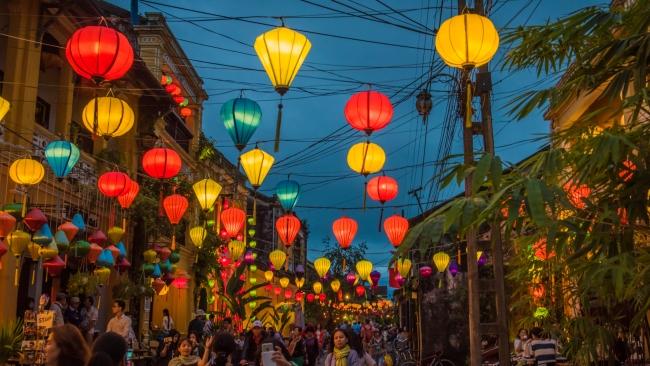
[44,140,80,179]
[275,179,300,212]
[220,98,262,151]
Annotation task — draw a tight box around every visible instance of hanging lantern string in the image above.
[274,97,283,152]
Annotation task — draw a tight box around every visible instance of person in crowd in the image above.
[220,317,234,336]
[324,329,362,366]
[268,325,285,346]
[288,326,306,366]
[514,328,529,357]
[348,331,375,366]
[360,320,373,348]
[524,327,558,366]
[368,329,385,366]
[157,329,181,366]
[87,331,128,366]
[212,332,238,366]
[168,335,213,366]
[304,326,320,366]
[241,320,290,366]
[162,308,174,335]
[64,296,83,328]
[351,322,361,336]
[203,313,216,338]
[189,331,204,357]
[44,324,90,366]
[50,292,67,327]
[106,300,132,341]
[80,296,98,344]
[188,310,206,339]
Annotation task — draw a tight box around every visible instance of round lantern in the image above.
[173,95,185,105]
[276,214,301,247]
[344,91,394,135]
[279,277,290,288]
[306,293,315,303]
[163,194,188,225]
[284,289,292,299]
[564,181,591,210]
[193,178,222,211]
[383,214,409,247]
[314,257,331,279]
[228,241,246,262]
[345,272,357,285]
[330,279,341,293]
[221,97,262,151]
[264,270,274,282]
[221,207,246,238]
[419,266,433,278]
[0,96,10,121]
[98,172,131,197]
[355,285,366,297]
[240,147,274,189]
[180,107,192,119]
[269,249,287,270]
[117,180,139,209]
[356,260,373,281]
[533,238,556,260]
[142,148,182,179]
[347,141,385,176]
[395,258,412,278]
[332,216,357,249]
[275,179,300,212]
[319,293,326,302]
[312,281,323,294]
[65,25,134,82]
[189,226,207,248]
[435,14,499,69]
[432,252,450,273]
[9,158,45,185]
[295,291,304,302]
[161,75,172,86]
[82,97,134,138]
[44,140,80,179]
[367,175,398,204]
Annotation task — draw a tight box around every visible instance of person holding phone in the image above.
[241,321,291,366]
[157,329,180,366]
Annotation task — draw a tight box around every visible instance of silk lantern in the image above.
[564,181,591,210]
[432,252,450,273]
[240,147,274,189]
[344,91,394,135]
[264,270,274,282]
[0,211,16,238]
[221,207,246,238]
[65,25,134,83]
[355,285,366,297]
[370,270,381,285]
[347,141,385,176]
[23,208,46,232]
[312,281,322,294]
[279,277,290,288]
[295,291,304,302]
[395,258,412,278]
[295,277,305,289]
[419,266,433,278]
[142,147,182,179]
[42,256,65,277]
[533,238,556,261]
[44,140,80,179]
[356,260,372,281]
[269,249,286,270]
[193,178,222,211]
[276,214,301,247]
[163,194,188,250]
[346,272,356,285]
[0,96,10,121]
[189,226,207,248]
[383,214,408,247]
[306,293,315,303]
[314,257,331,279]
[221,97,262,151]
[117,180,139,209]
[367,175,398,204]
[332,216,357,249]
[82,97,134,138]
[330,279,341,293]
[97,172,131,197]
[275,179,300,212]
[228,241,245,262]
[10,158,45,186]
[180,107,192,118]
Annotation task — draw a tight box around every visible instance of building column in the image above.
[54,64,74,137]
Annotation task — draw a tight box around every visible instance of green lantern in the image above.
[220,97,262,151]
[275,179,300,212]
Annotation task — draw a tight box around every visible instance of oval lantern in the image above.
[221,98,262,151]
[314,257,331,279]
[240,147,274,189]
[142,148,182,179]
[344,91,394,135]
[276,214,301,247]
[312,281,323,294]
[221,207,246,238]
[432,252,450,273]
[44,140,80,179]
[355,285,366,297]
[264,270,274,282]
[367,175,398,204]
[435,14,499,70]
[179,107,192,118]
[0,96,10,121]
[97,172,131,197]
[228,240,246,262]
[189,226,207,248]
[279,277,290,288]
[65,25,134,83]
[306,293,315,303]
[332,216,357,249]
[275,179,300,212]
[383,214,409,247]
[193,178,222,211]
[395,258,412,278]
[330,279,341,293]
[356,260,373,281]
[347,141,385,176]
[163,194,188,225]
[117,180,139,209]
[9,158,45,185]
[82,97,134,138]
[269,249,287,270]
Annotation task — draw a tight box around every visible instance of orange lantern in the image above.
[533,238,555,261]
[276,214,301,247]
[163,194,188,250]
[332,216,357,249]
[383,214,408,247]
[221,207,246,239]
[97,172,131,198]
[117,180,139,209]
[564,181,590,209]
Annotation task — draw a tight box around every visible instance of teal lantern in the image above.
[220,98,262,151]
[44,140,80,179]
[275,179,300,212]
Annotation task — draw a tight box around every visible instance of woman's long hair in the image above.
[328,328,353,352]
[88,331,127,366]
[51,324,90,366]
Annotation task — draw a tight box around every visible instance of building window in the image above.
[35,96,50,129]
[164,112,193,152]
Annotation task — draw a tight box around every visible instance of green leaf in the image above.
[526,179,549,226]
[472,154,492,194]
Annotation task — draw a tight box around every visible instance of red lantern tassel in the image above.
[171,232,176,251]
[457,247,462,265]
[274,102,283,152]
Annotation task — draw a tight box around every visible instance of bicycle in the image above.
[421,351,456,366]
[394,349,416,366]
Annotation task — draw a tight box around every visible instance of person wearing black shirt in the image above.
[187,310,206,341]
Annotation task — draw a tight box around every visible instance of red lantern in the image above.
[318,293,326,302]
[173,95,185,105]
[221,207,246,238]
[564,181,590,209]
[332,216,357,249]
[98,172,131,197]
[367,175,398,203]
[165,84,179,94]
[276,214,301,247]
[163,194,188,225]
[42,256,66,277]
[533,238,555,260]
[0,211,16,238]
[169,85,182,96]
[117,257,131,273]
[23,208,47,232]
[88,230,108,246]
[118,180,140,209]
[274,287,282,296]
[158,246,172,261]
[172,275,190,289]
[419,266,433,278]
[355,285,366,297]
[531,283,545,300]
[344,90,394,135]
[306,293,315,303]
[284,289,292,299]
[219,256,231,266]
[65,25,134,83]
[383,214,409,247]
[618,207,628,226]
[180,107,193,118]
[142,148,182,179]
[152,278,166,294]
[295,291,304,302]
[619,160,637,182]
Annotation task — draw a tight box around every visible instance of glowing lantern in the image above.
[314,257,331,278]
[330,279,341,293]
[172,274,190,289]
[97,172,131,197]
[275,179,300,212]
[142,148,182,179]
[180,107,192,118]
[173,95,185,104]
[347,141,385,176]
[306,293,315,302]
[564,181,591,210]
[240,147,274,189]
[9,158,45,185]
[383,215,409,247]
[163,194,188,250]
[332,216,357,249]
[532,283,545,300]
[295,277,305,289]
[161,75,172,85]
[355,285,366,297]
[95,267,111,286]
[244,251,255,264]
[432,252,450,273]
[284,289,292,299]
[435,14,499,69]
[65,25,134,83]
[344,91,394,135]
[0,212,16,238]
[356,260,373,281]
[276,214,301,247]
[221,207,246,238]
[192,178,222,211]
[370,270,381,285]
[345,272,357,285]
[0,96,10,121]
[82,97,134,138]
[312,281,323,294]
[533,238,556,260]
[117,180,139,209]
[189,227,207,248]
[367,175,398,204]
[295,291,304,302]
[228,241,246,262]
[419,266,433,278]
[264,270,274,282]
[319,293,326,302]
[44,140,80,179]
[269,249,287,270]
[279,277,290,288]
[619,160,636,182]
[221,98,262,151]
[395,258,412,278]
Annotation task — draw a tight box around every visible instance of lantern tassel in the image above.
[378,207,384,232]
[274,102,283,152]
[171,232,176,251]
[21,193,27,218]
[457,247,462,265]
[363,181,368,210]
[31,266,35,285]
[122,216,127,232]
[438,277,443,288]
[465,79,472,129]
[14,264,19,287]
[109,204,115,228]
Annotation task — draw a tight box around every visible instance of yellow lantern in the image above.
[159,284,170,296]
[295,277,305,289]
[189,226,207,248]
[435,13,499,70]
[312,281,323,294]
[396,258,412,278]
[7,230,30,257]
[432,252,450,273]
[228,240,246,261]
[82,97,134,138]
[347,142,385,176]
[264,270,274,282]
[356,260,373,281]
[94,267,111,286]
[9,158,45,186]
[269,249,287,270]
[330,279,341,293]
[240,147,274,189]
[477,251,483,261]
[0,96,10,121]
[314,257,331,278]
[279,277,290,288]
[193,178,222,211]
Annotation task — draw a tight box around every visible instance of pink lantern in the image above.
[172,274,190,289]
[117,257,131,273]
[88,230,108,247]
[158,246,172,261]
[42,256,65,277]
[345,272,356,285]
[419,266,433,278]
[86,243,102,264]
[23,208,46,232]
[396,274,406,287]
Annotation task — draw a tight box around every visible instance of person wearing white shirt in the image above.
[106,300,132,341]
[163,308,174,334]
[80,296,98,343]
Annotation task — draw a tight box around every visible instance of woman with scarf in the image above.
[324,329,362,366]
